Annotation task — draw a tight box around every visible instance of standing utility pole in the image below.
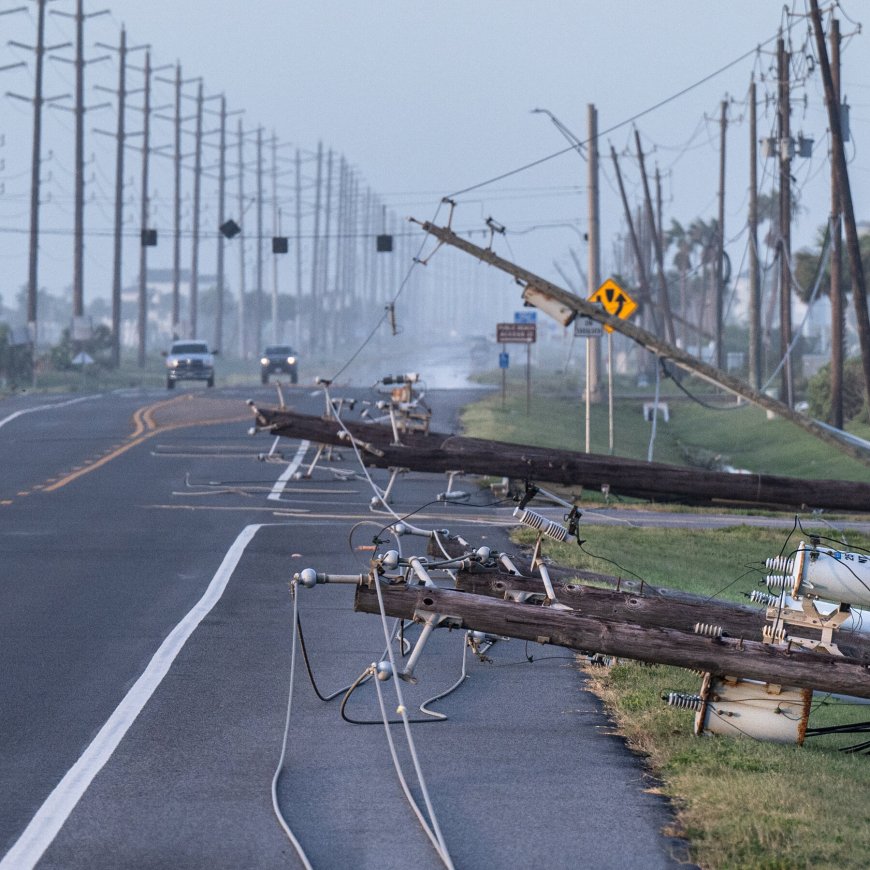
[587,104,601,403]
[214,95,227,352]
[294,147,303,350]
[189,82,204,338]
[236,119,247,358]
[716,99,728,371]
[136,51,152,367]
[155,63,199,339]
[94,28,145,366]
[271,134,279,345]
[810,0,870,414]
[254,126,264,352]
[829,17,844,427]
[8,0,69,345]
[51,0,109,322]
[777,37,794,407]
[748,76,761,390]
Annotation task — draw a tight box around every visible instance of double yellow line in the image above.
[37,396,248,494]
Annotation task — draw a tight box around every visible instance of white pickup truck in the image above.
[164,340,215,389]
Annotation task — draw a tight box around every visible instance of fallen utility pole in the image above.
[250,405,870,512]
[354,582,870,699]
[453,570,870,662]
[411,218,870,465]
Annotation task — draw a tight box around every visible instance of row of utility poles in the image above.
[3,0,406,366]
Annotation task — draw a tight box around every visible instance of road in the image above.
[1,382,693,869]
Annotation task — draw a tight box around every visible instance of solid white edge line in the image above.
[267,439,310,501]
[0,395,101,431]
[0,523,263,870]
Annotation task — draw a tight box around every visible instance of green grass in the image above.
[461,383,870,869]
[514,522,870,870]
[461,385,870,482]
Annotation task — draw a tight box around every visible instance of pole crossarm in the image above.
[411,218,870,465]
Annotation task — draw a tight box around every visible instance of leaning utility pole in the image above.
[411,218,870,462]
[748,75,761,390]
[635,128,676,345]
[810,0,870,415]
[610,145,660,336]
[716,99,728,372]
[777,36,794,407]
[829,16,844,428]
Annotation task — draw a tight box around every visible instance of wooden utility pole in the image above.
[453,570,870,661]
[236,119,247,358]
[354,583,870,699]
[587,104,601,401]
[309,141,323,349]
[294,148,303,350]
[214,95,227,352]
[748,76,761,390]
[252,406,870,508]
[189,82,204,338]
[94,29,144,366]
[159,64,199,339]
[255,126,264,353]
[716,99,728,371]
[635,129,676,345]
[9,1,68,347]
[830,17,844,428]
[777,37,794,406]
[52,1,108,323]
[409,219,870,462]
[51,0,109,325]
[610,146,661,336]
[136,51,152,367]
[810,0,870,416]
[320,149,334,354]
[270,133,279,346]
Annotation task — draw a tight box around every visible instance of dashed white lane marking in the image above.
[0,524,262,870]
[267,439,310,501]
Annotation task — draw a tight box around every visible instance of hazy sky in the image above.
[1,1,867,311]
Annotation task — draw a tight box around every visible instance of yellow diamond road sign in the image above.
[588,278,637,332]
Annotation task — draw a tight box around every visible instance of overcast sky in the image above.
[1,1,867,312]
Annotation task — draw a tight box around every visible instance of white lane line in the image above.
[267,439,310,501]
[0,524,262,870]
[0,395,101,431]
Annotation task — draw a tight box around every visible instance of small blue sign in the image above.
[514,310,537,324]
[499,351,510,369]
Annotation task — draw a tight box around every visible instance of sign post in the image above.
[587,279,637,453]
[496,322,536,415]
[574,317,604,452]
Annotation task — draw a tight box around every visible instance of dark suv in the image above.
[260,345,298,384]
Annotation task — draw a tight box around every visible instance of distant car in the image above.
[164,340,215,389]
[260,345,298,384]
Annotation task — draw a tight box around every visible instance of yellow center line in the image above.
[41,413,250,493]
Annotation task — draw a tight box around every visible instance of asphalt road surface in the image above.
[1,383,694,869]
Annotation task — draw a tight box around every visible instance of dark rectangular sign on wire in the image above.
[496,322,536,344]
